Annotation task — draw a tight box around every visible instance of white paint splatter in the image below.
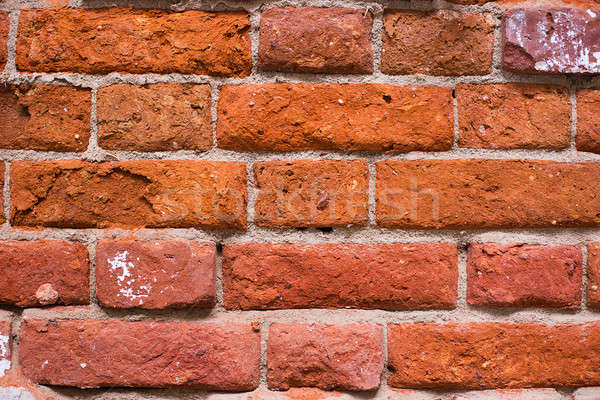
[587,9,597,18]
[0,334,10,377]
[80,363,87,368]
[107,251,151,303]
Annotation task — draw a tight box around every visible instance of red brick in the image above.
[587,243,600,308]
[258,7,373,74]
[0,12,8,71]
[0,319,10,378]
[382,11,494,76]
[19,319,260,390]
[576,89,600,153]
[97,84,212,152]
[267,323,383,391]
[0,240,89,307]
[467,243,582,308]
[376,160,600,229]
[0,85,91,152]
[388,322,600,389]
[96,240,216,309]
[254,160,368,228]
[16,8,251,76]
[217,84,454,152]
[457,83,571,149]
[503,8,600,74]
[223,243,457,310]
[10,160,247,229]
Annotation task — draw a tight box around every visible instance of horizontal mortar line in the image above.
[2,148,600,162]
[0,226,599,244]
[0,70,581,87]
[0,0,502,13]
[16,305,600,323]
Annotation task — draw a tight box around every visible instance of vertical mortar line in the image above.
[249,4,262,77]
[489,5,504,75]
[214,241,225,311]
[3,161,10,225]
[259,320,270,389]
[247,161,257,227]
[84,87,102,161]
[5,7,20,77]
[380,320,389,392]
[456,239,468,310]
[209,81,220,149]
[570,84,578,151]
[370,2,384,75]
[452,85,459,150]
[87,237,98,306]
[367,160,377,226]
[581,242,588,311]
[9,309,23,371]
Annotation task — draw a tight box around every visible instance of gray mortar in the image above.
[0,0,599,398]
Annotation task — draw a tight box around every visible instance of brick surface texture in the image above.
[2,0,600,398]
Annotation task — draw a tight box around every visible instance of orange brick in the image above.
[382,10,494,76]
[377,160,600,229]
[457,83,571,149]
[10,160,247,229]
[388,322,600,389]
[17,8,251,76]
[218,84,453,152]
[254,160,368,228]
[97,84,213,151]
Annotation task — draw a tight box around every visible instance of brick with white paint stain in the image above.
[96,240,216,310]
[503,8,600,74]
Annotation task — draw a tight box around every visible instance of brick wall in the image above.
[0,0,599,399]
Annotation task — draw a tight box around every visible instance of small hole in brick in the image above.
[216,243,223,255]
[317,227,333,233]
[452,88,456,99]
[387,364,396,373]
[296,227,307,231]
[382,95,392,103]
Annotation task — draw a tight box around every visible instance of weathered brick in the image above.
[587,243,600,308]
[0,12,8,71]
[10,160,247,229]
[254,160,368,228]
[20,319,260,390]
[97,84,212,152]
[17,8,251,76]
[0,240,89,307]
[503,8,600,74]
[223,243,457,310]
[576,89,600,153]
[382,11,494,76]
[258,7,373,74]
[0,85,91,152]
[376,160,600,229]
[267,323,383,391]
[217,84,454,152]
[388,322,600,389]
[96,240,216,309]
[457,83,571,149]
[0,319,10,378]
[467,243,582,308]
